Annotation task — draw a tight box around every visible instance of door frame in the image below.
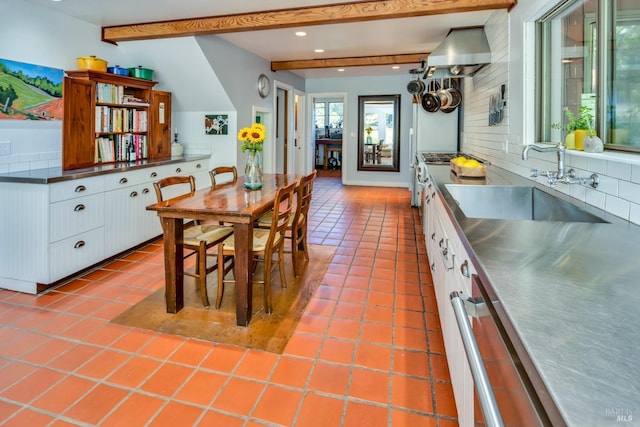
[252,106,273,173]
[308,91,348,183]
[273,79,295,174]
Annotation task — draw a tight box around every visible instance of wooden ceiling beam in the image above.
[102,0,517,43]
[271,53,429,71]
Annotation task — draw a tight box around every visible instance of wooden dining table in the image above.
[146,173,298,326]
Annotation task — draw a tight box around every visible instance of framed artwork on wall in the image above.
[0,58,63,121]
[205,114,229,135]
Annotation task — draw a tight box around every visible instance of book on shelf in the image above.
[96,134,147,163]
[122,94,149,106]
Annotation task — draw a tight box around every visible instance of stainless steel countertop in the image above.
[0,155,211,184]
[428,164,640,427]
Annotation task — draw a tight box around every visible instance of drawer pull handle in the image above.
[151,172,158,178]
[130,191,138,198]
[431,232,436,241]
[142,188,150,194]
[119,177,128,184]
[74,240,86,249]
[75,185,86,192]
[450,291,504,427]
[74,204,85,212]
[175,167,182,173]
[196,163,202,169]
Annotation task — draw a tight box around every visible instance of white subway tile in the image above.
[629,203,640,226]
[585,189,606,210]
[586,157,607,174]
[607,161,632,180]
[595,175,619,196]
[619,180,640,205]
[605,194,630,220]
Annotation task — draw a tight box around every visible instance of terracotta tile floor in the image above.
[0,175,457,426]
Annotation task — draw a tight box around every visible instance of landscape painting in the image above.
[0,58,63,120]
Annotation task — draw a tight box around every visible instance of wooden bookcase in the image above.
[62,70,171,171]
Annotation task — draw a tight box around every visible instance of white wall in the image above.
[0,0,304,175]
[306,74,413,187]
[0,0,125,173]
[461,4,640,225]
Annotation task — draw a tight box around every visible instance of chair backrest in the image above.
[292,170,317,228]
[153,175,196,203]
[209,166,238,188]
[266,180,298,246]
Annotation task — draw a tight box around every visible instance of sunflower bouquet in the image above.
[238,123,266,152]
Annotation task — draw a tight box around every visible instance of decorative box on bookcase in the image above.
[62,70,171,171]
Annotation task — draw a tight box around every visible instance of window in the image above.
[537,0,640,152]
[314,100,343,139]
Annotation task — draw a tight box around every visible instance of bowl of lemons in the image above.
[450,156,486,177]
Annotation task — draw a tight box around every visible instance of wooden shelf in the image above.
[62,70,171,171]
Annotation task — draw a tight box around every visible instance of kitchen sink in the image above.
[444,185,609,223]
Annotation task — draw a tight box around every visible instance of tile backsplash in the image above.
[460,10,640,226]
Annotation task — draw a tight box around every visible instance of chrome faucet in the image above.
[522,142,567,179]
[522,142,599,188]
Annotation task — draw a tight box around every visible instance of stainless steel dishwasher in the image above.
[451,275,556,426]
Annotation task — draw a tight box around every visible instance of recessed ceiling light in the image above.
[295,31,307,37]
[337,68,345,72]
[314,49,325,53]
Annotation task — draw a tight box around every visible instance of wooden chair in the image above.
[209,166,237,188]
[217,180,298,313]
[153,175,234,307]
[257,170,316,277]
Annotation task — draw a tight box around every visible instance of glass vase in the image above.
[244,149,263,190]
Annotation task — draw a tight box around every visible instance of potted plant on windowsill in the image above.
[552,106,601,151]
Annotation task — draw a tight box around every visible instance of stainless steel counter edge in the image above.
[428,164,640,427]
[0,155,211,184]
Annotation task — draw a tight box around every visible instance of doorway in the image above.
[312,95,345,179]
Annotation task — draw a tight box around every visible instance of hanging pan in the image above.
[407,78,425,95]
[421,88,441,113]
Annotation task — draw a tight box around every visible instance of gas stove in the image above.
[419,152,487,165]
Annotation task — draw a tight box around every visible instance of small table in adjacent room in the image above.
[315,139,342,169]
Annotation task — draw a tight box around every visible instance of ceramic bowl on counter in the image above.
[76,56,107,72]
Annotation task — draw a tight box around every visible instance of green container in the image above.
[128,66,154,80]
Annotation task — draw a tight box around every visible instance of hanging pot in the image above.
[407,78,425,95]
[422,91,441,113]
[447,86,462,109]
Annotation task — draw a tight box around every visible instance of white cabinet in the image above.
[429,187,476,427]
[0,158,209,294]
[0,175,106,293]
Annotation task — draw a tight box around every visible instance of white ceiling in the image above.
[27,0,497,78]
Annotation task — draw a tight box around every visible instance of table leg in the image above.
[323,146,328,170]
[162,217,184,313]
[233,222,253,326]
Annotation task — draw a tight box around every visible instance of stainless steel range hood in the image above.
[424,27,491,79]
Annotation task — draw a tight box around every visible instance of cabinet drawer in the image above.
[50,176,105,203]
[104,169,148,190]
[49,193,105,243]
[49,227,105,281]
[180,160,208,175]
